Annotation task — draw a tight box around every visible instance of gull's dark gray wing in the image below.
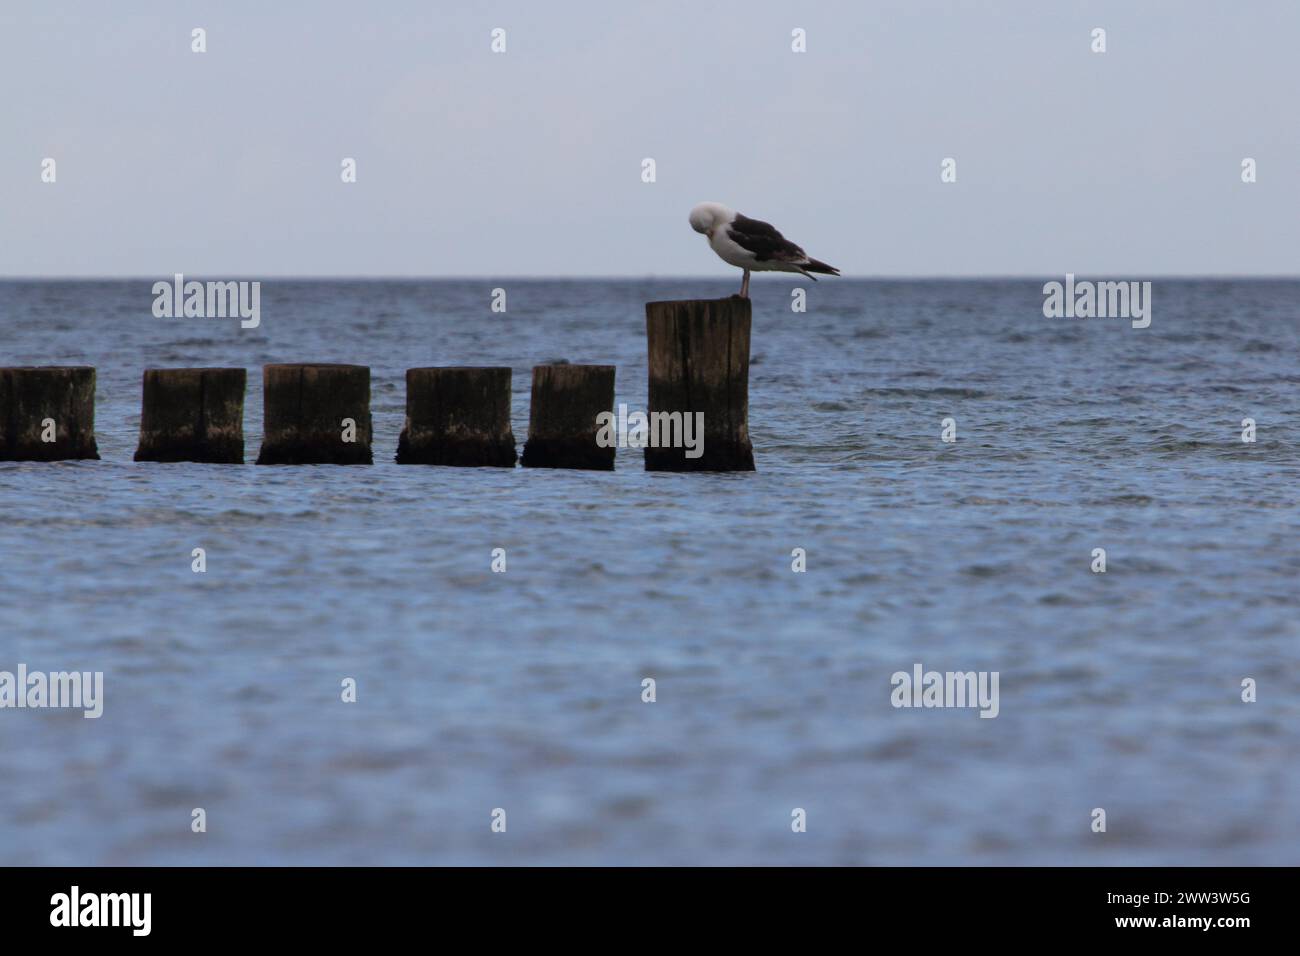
[727,213,808,263]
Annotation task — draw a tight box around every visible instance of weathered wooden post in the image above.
[396,367,516,466]
[644,297,754,471]
[0,366,100,461]
[520,364,615,470]
[256,363,372,465]
[134,368,246,463]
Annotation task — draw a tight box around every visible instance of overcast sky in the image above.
[2,0,1296,277]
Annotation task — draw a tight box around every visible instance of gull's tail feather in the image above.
[803,258,840,276]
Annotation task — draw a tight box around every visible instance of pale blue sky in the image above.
[2,0,1296,276]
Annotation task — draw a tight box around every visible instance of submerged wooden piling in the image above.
[396,367,516,466]
[520,364,615,470]
[0,366,100,461]
[134,368,246,463]
[644,297,755,471]
[256,363,372,465]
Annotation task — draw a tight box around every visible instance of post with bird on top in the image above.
[666,201,838,471]
[644,297,755,472]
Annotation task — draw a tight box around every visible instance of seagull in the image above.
[689,201,839,298]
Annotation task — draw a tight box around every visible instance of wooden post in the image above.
[396,367,516,466]
[0,366,100,461]
[644,297,755,471]
[256,363,372,465]
[520,364,615,470]
[134,368,246,463]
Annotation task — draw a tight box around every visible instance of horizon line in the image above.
[3,273,1300,282]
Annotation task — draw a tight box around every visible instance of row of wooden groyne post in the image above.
[0,298,756,472]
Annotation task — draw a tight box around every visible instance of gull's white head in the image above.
[689,202,732,238]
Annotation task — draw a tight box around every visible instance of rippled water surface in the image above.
[1,278,1297,865]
